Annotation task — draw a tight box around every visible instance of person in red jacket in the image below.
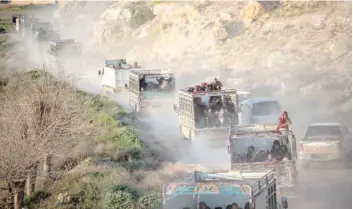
[276,111,292,132]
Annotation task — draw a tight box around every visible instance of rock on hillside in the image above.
[90,1,351,123]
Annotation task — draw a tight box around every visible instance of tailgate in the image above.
[302,140,341,155]
[231,162,291,182]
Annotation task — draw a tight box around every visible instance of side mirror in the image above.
[98,70,101,76]
[281,197,288,209]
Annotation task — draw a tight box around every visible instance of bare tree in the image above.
[0,70,91,209]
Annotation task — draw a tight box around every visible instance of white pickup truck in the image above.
[162,169,289,209]
[300,122,352,169]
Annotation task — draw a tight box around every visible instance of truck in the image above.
[162,169,289,209]
[228,124,299,199]
[238,97,282,125]
[31,21,60,41]
[98,59,141,94]
[175,88,239,140]
[48,39,82,71]
[128,70,175,113]
[299,122,352,169]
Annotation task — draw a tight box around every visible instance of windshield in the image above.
[252,101,281,116]
[304,125,342,138]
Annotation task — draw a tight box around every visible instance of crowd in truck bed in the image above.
[232,140,291,163]
[186,78,223,93]
[194,94,237,128]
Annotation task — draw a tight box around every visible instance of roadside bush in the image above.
[138,193,163,209]
[102,184,139,209]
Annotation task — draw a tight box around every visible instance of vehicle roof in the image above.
[237,90,252,95]
[308,122,342,127]
[174,171,256,185]
[241,97,278,105]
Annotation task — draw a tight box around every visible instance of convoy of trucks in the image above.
[17,13,352,209]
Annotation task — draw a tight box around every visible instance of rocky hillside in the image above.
[59,1,352,124]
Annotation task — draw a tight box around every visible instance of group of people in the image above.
[182,202,248,209]
[139,76,174,92]
[194,95,237,128]
[186,78,224,93]
[233,140,289,163]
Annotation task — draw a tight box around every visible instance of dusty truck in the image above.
[128,70,175,113]
[299,122,352,169]
[48,39,82,71]
[31,21,60,41]
[98,59,141,94]
[162,169,289,209]
[238,97,282,125]
[175,88,239,140]
[228,124,299,199]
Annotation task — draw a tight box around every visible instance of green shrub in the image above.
[138,193,163,209]
[102,185,139,209]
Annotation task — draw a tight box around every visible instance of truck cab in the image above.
[228,124,299,199]
[300,122,352,169]
[238,97,282,125]
[48,39,82,71]
[14,15,38,37]
[128,70,175,113]
[98,59,141,94]
[176,88,239,140]
[162,169,289,209]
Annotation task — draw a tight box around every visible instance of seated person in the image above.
[245,146,256,162]
[270,140,284,160]
[231,203,239,209]
[254,150,267,162]
[276,111,292,132]
[199,202,211,209]
[266,153,276,163]
[215,207,223,209]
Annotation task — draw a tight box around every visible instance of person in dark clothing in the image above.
[271,140,284,160]
[255,150,267,162]
[199,202,211,209]
[194,99,207,128]
[214,78,223,90]
[226,205,232,209]
[139,77,146,91]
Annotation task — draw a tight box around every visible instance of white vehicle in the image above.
[238,97,282,125]
[237,90,253,103]
[98,59,141,93]
[128,70,175,113]
[175,88,239,140]
[228,124,299,198]
[300,122,352,169]
[162,169,289,209]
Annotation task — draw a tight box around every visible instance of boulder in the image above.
[243,1,280,21]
